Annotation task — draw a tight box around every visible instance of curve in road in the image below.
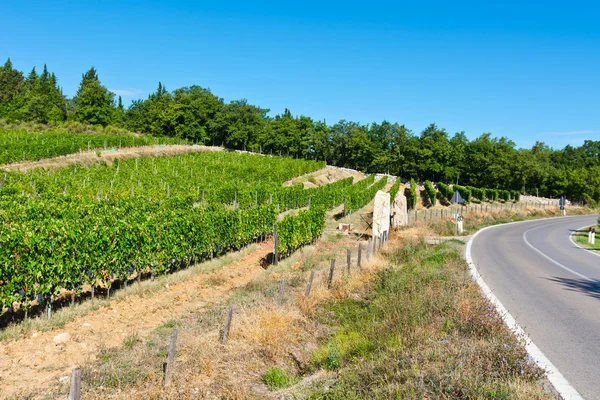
[467,215,600,400]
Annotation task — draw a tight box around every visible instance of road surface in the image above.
[469,215,600,399]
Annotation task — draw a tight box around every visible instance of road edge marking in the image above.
[466,223,584,400]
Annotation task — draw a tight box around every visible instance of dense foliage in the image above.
[424,180,437,206]
[2,59,599,202]
[408,179,417,209]
[0,152,390,312]
[437,182,454,203]
[388,178,401,204]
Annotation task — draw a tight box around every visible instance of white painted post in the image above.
[588,229,592,244]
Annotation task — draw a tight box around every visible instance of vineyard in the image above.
[0,149,391,316]
[0,127,187,165]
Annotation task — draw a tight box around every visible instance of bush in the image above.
[263,367,292,390]
[511,190,521,202]
[424,180,436,206]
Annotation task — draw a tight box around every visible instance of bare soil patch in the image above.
[284,165,366,188]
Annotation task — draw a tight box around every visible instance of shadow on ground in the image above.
[547,276,600,300]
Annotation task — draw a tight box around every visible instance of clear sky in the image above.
[1,1,598,150]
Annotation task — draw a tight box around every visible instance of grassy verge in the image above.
[402,206,596,237]
[571,223,600,252]
[303,239,550,399]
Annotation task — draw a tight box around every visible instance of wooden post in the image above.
[373,235,377,254]
[347,249,351,274]
[277,278,286,305]
[305,271,315,297]
[273,224,279,265]
[328,259,336,289]
[163,329,178,387]
[69,368,82,400]
[222,304,234,344]
[366,238,371,260]
[343,196,347,217]
[414,209,417,221]
[358,244,362,268]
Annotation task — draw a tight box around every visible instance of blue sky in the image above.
[1,1,599,149]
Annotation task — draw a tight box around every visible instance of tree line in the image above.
[1,58,599,203]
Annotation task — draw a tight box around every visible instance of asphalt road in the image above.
[470,215,600,400]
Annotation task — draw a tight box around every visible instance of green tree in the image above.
[73,67,116,126]
[0,58,25,116]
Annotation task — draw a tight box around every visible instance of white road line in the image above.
[523,225,595,282]
[466,221,585,400]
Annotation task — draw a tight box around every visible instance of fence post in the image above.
[163,329,178,387]
[69,368,82,400]
[367,238,371,260]
[328,259,336,289]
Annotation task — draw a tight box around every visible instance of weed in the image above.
[263,367,292,390]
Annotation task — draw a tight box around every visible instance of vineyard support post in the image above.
[163,329,178,387]
[69,368,82,400]
[347,249,351,275]
[273,224,279,265]
[222,304,234,344]
[305,271,315,297]
[358,244,362,268]
[366,238,371,260]
[328,259,336,289]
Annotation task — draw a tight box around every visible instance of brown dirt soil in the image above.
[284,165,366,188]
[0,144,222,172]
[0,239,273,397]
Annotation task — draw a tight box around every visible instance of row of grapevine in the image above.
[424,180,436,206]
[346,176,388,211]
[277,175,388,257]
[408,178,417,209]
[437,182,453,201]
[3,152,325,209]
[0,195,277,310]
[437,182,521,204]
[276,207,326,258]
[0,127,187,164]
[388,178,401,204]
